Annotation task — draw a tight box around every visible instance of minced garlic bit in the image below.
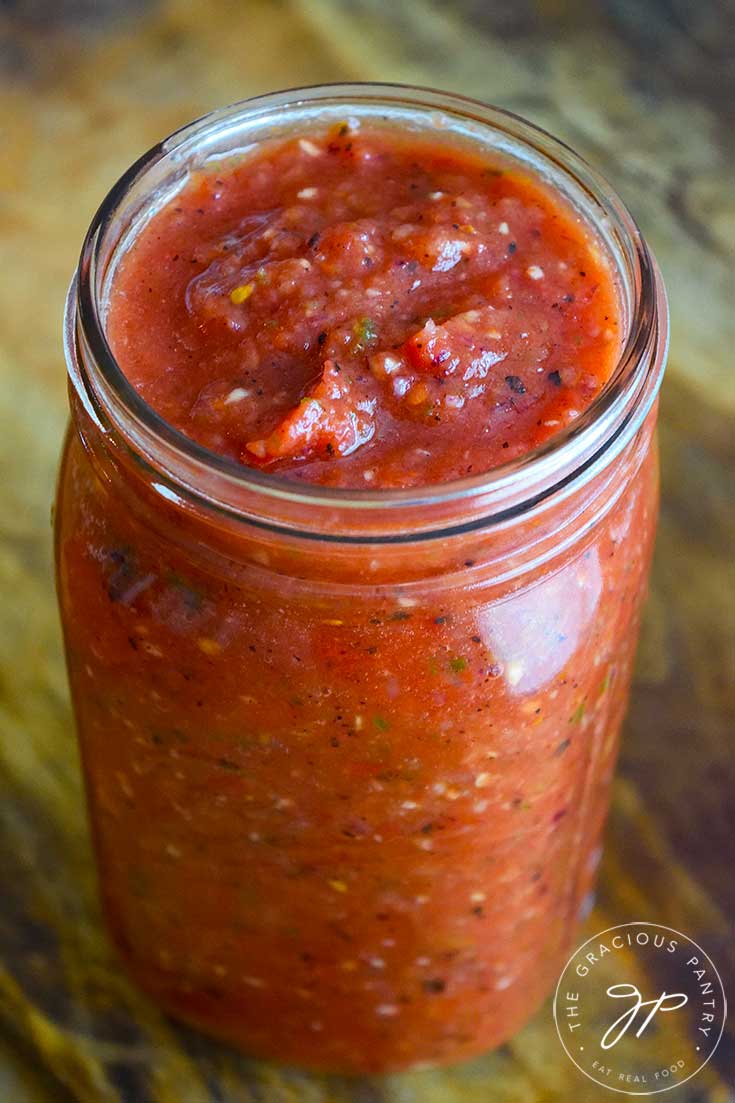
[297,187,318,199]
[298,138,321,157]
[376,1004,399,1017]
[526,265,544,280]
[498,221,510,235]
[470,890,486,903]
[224,387,250,405]
[230,283,255,304]
[474,772,492,788]
[197,637,221,656]
[428,190,444,200]
[329,879,348,893]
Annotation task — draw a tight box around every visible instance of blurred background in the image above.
[0,2,733,1101]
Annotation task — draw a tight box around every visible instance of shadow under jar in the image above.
[55,85,668,1074]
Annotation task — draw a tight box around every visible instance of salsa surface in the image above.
[107,123,620,487]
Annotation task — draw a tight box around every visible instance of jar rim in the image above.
[68,82,668,543]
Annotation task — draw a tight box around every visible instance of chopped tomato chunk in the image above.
[245,361,376,461]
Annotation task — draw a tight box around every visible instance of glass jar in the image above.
[56,84,668,1074]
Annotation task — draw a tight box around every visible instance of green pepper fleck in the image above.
[353,317,378,350]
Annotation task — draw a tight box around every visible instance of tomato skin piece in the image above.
[245,361,376,461]
[404,308,509,382]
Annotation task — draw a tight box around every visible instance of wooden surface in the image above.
[0,1,733,1100]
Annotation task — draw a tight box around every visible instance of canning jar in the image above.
[56,85,667,1073]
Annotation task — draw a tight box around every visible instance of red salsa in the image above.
[56,113,660,1073]
[108,123,620,486]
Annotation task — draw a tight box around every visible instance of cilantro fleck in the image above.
[553,738,571,757]
[449,656,467,674]
[353,317,378,350]
[373,715,390,732]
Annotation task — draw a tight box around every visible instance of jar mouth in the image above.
[68,82,668,541]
